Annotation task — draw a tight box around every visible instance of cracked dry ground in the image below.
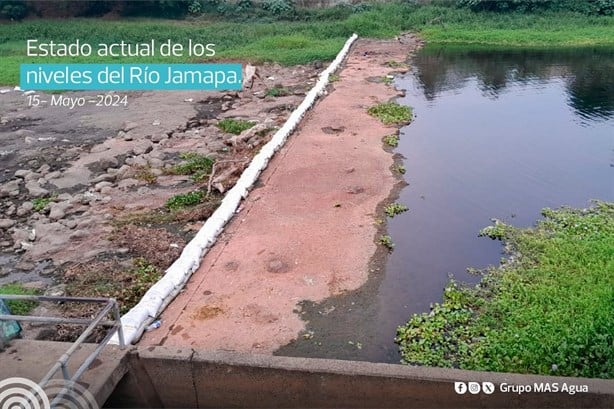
[0,62,321,341]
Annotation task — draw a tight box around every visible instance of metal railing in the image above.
[0,295,125,407]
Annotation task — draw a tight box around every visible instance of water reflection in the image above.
[412,47,614,122]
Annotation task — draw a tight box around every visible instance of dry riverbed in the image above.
[0,62,321,340]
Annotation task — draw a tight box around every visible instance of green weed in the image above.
[32,197,51,212]
[383,134,400,147]
[396,202,614,379]
[384,203,409,217]
[394,164,406,174]
[378,234,395,250]
[0,283,38,315]
[368,103,412,126]
[171,152,214,182]
[265,86,291,97]
[166,191,204,210]
[217,119,256,135]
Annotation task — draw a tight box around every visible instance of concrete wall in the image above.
[105,347,614,408]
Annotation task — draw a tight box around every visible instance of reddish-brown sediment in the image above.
[142,38,420,352]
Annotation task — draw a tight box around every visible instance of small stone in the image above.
[22,281,46,291]
[90,144,110,153]
[90,173,115,184]
[118,178,139,189]
[95,181,113,192]
[5,205,16,216]
[24,172,42,182]
[122,121,138,132]
[0,219,16,229]
[100,186,113,195]
[44,284,66,297]
[56,193,72,202]
[25,181,48,198]
[137,187,150,195]
[123,132,134,141]
[62,220,78,229]
[151,134,168,143]
[37,164,51,175]
[14,169,30,178]
[44,171,61,181]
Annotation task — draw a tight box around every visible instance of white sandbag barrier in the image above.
[110,33,359,345]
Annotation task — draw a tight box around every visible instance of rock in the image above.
[90,144,110,153]
[14,169,30,178]
[44,284,66,297]
[100,186,113,195]
[16,129,35,137]
[48,201,71,221]
[122,121,138,132]
[5,205,16,216]
[117,178,139,189]
[90,173,115,184]
[0,219,16,229]
[37,164,51,175]
[11,228,29,249]
[131,141,153,156]
[94,181,113,192]
[22,281,45,291]
[25,181,49,198]
[16,202,34,217]
[146,158,164,168]
[24,172,41,182]
[63,220,78,229]
[1,180,22,196]
[121,131,134,141]
[44,171,61,180]
[115,165,133,180]
[56,193,72,202]
[137,187,150,195]
[151,133,168,143]
[125,156,148,167]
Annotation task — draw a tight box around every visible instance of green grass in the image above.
[165,190,204,210]
[217,118,255,135]
[384,203,409,218]
[1,4,613,85]
[265,85,292,97]
[383,134,400,147]
[32,197,51,212]
[369,103,412,126]
[0,283,38,315]
[378,234,395,251]
[170,152,214,182]
[396,201,614,379]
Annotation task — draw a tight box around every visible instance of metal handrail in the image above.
[0,294,126,407]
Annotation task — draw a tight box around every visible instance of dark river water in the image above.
[277,47,614,363]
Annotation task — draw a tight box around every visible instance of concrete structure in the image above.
[106,347,614,408]
[2,341,612,408]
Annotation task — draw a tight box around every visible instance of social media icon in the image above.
[482,381,495,395]
[469,382,481,394]
[455,382,467,394]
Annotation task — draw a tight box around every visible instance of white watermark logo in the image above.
[454,380,589,396]
[0,377,98,409]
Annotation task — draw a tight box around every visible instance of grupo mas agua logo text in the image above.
[453,381,589,396]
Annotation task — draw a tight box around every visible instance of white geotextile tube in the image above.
[110,33,359,345]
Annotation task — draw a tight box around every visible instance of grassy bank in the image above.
[395,202,614,379]
[1,3,614,84]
